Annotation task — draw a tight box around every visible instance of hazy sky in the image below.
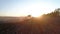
[0,0,60,16]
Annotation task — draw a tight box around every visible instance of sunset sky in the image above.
[0,0,60,17]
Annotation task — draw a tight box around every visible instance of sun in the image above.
[26,11,42,17]
[30,13,41,17]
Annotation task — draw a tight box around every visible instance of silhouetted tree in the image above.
[42,8,60,17]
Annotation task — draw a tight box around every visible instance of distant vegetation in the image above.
[42,8,60,17]
[0,8,60,34]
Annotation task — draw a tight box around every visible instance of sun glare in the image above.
[14,3,55,17]
[18,3,54,17]
[30,12,42,17]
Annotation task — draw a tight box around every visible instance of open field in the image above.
[0,16,60,34]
